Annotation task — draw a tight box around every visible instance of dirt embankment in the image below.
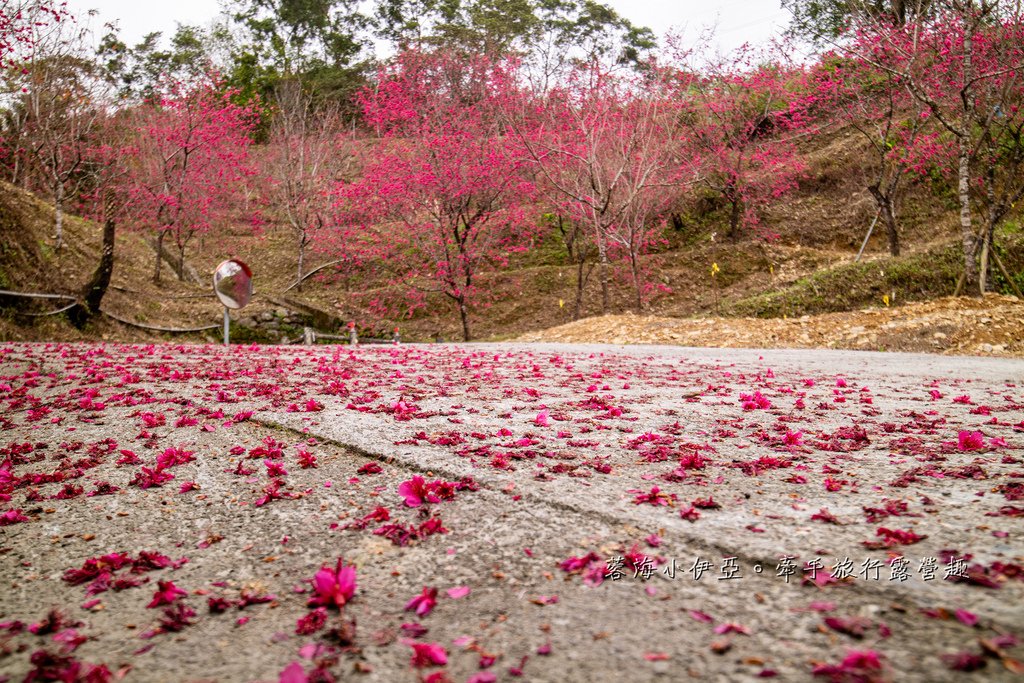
[518,294,1024,357]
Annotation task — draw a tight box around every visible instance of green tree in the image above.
[225,0,372,105]
[374,0,655,64]
[97,24,221,102]
[782,0,934,45]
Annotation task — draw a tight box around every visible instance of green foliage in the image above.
[991,232,1024,296]
[517,214,572,267]
[97,25,220,101]
[90,0,657,122]
[725,243,963,318]
[924,165,959,209]
[374,0,655,63]
[1001,219,1023,236]
[782,0,936,47]
[230,0,370,70]
[224,0,373,109]
[375,0,537,54]
[781,0,855,45]
[661,212,709,249]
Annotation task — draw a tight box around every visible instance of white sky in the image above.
[65,0,791,56]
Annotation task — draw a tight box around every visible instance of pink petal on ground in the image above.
[955,609,979,627]
[409,642,447,667]
[689,610,714,623]
[279,662,307,683]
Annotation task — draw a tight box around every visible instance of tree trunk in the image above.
[980,157,999,295]
[154,231,165,283]
[296,234,306,293]
[597,244,610,314]
[979,230,991,294]
[882,204,899,257]
[728,196,743,240]
[177,244,186,281]
[630,251,643,312]
[458,298,471,342]
[574,255,587,321]
[957,135,978,294]
[957,9,979,296]
[70,217,115,328]
[54,181,64,252]
[558,215,574,263]
[867,183,900,257]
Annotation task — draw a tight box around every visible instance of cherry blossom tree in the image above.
[679,53,809,241]
[68,110,135,324]
[335,50,536,341]
[506,58,695,315]
[0,0,67,69]
[260,79,354,291]
[847,0,1024,292]
[121,80,257,282]
[9,4,98,250]
[810,54,931,256]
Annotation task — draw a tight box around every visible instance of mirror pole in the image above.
[223,307,230,346]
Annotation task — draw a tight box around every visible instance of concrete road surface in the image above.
[1,342,1022,682]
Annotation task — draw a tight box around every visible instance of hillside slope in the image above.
[1,125,1022,350]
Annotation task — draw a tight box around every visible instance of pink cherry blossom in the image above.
[308,558,356,609]
[446,586,470,599]
[957,430,986,452]
[146,580,187,608]
[409,641,447,667]
[405,587,438,617]
[398,475,440,507]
